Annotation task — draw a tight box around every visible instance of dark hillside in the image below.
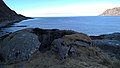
[0,0,30,27]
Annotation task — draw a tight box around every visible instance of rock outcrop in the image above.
[90,33,120,60]
[0,28,77,64]
[0,28,120,68]
[52,33,91,59]
[0,28,41,64]
[100,7,120,16]
[33,28,77,51]
[91,32,120,40]
[0,0,31,28]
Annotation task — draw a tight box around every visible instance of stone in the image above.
[33,28,77,51]
[52,39,70,59]
[90,32,120,40]
[0,28,118,68]
[0,29,41,64]
[91,40,120,46]
[52,33,91,59]
[91,40,120,59]
[103,33,120,40]
[90,33,120,60]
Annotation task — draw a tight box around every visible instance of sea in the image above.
[1,16,120,36]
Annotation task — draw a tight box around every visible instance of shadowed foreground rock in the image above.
[0,28,77,64]
[90,33,120,60]
[0,28,41,64]
[0,28,120,68]
[52,33,91,59]
[33,28,77,51]
[91,40,120,59]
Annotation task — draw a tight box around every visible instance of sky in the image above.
[3,0,120,17]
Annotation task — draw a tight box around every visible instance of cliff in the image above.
[0,0,30,28]
[100,7,120,16]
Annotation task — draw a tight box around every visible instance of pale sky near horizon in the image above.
[3,0,120,17]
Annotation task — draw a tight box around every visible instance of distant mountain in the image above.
[0,0,30,27]
[100,7,120,16]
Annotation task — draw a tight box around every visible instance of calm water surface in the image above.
[1,16,120,36]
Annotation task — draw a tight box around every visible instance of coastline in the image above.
[0,17,32,29]
[0,28,120,68]
[1,0,120,67]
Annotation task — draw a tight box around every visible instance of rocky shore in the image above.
[0,28,120,68]
[0,0,31,28]
[0,16,31,28]
[0,0,120,68]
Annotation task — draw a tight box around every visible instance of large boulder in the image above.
[91,40,120,59]
[33,28,77,51]
[0,28,41,64]
[90,33,120,60]
[0,28,77,64]
[52,33,91,59]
